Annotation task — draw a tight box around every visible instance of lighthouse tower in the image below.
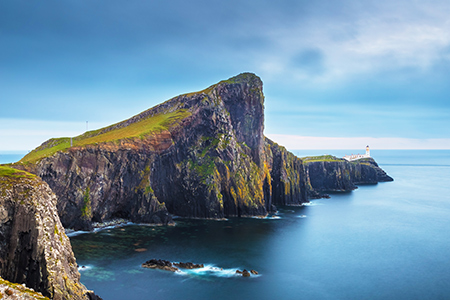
[366,145,370,157]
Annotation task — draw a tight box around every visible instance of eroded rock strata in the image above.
[304,157,393,192]
[15,73,392,230]
[0,167,100,300]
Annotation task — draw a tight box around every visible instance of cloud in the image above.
[266,134,450,150]
[291,48,326,76]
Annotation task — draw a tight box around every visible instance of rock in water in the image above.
[173,262,204,269]
[142,259,179,272]
[0,166,100,300]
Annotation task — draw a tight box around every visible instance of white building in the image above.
[343,145,370,161]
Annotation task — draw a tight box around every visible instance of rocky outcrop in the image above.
[0,167,100,300]
[304,157,393,192]
[141,259,204,272]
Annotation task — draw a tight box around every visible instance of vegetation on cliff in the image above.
[302,155,343,163]
[0,277,50,300]
[20,109,191,164]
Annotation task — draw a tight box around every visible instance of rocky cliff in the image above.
[303,156,393,193]
[0,166,99,299]
[15,73,309,230]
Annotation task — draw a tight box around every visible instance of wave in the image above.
[78,265,93,272]
[174,264,260,278]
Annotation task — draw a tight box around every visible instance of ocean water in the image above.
[14,150,450,299]
[0,152,26,164]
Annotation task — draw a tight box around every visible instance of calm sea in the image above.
[6,150,450,299]
[0,152,27,164]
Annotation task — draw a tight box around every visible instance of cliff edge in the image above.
[0,166,100,299]
[303,156,393,193]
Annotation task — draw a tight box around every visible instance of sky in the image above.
[1,0,450,152]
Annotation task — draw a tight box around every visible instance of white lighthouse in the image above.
[343,146,371,161]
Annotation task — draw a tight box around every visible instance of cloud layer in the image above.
[1,0,449,150]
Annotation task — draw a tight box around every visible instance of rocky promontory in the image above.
[13,73,392,230]
[0,166,100,300]
[303,155,393,193]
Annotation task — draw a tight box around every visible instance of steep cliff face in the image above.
[304,156,393,192]
[16,73,308,230]
[264,138,308,206]
[0,166,98,299]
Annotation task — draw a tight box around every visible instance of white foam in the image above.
[174,264,260,278]
[66,230,91,237]
[78,265,93,272]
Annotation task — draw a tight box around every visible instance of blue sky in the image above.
[1,0,449,151]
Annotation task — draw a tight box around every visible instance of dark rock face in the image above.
[265,138,308,207]
[0,172,95,300]
[36,149,172,230]
[305,157,393,192]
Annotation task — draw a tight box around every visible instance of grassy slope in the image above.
[0,165,36,179]
[20,109,191,164]
[301,155,344,163]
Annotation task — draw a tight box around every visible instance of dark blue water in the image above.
[52,150,450,299]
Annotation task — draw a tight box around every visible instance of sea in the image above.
[3,150,450,299]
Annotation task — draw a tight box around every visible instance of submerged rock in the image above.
[142,259,179,272]
[173,262,204,269]
[236,269,254,277]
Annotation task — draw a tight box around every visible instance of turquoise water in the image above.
[6,150,450,299]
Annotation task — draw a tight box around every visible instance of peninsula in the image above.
[11,73,393,231]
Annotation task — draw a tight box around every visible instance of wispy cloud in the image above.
[267,134,450,150]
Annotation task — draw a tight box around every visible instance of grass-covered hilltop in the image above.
[10,73,392,231]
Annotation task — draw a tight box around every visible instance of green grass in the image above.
[0,165,36,179]
[20,109,191,164]
[301,155,343,163]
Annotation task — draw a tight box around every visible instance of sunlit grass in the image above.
[20,109,191,164]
